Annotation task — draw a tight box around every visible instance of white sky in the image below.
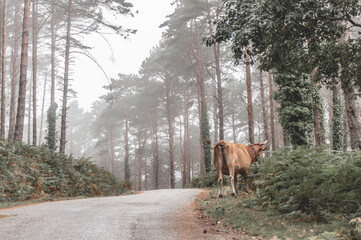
[72,0,175,111]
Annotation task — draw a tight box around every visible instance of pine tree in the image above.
[14,0,31,142]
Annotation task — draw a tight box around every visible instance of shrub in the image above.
[0,141,130,203]
[191,169,229,188]
[249,148,361,223]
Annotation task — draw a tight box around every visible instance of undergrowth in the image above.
[0,141,131,204]
[197,148,361,239]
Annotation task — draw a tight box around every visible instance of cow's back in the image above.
[232,143,252,171]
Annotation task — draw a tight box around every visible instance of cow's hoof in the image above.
[219,194,223,198]
[231,193,237,197]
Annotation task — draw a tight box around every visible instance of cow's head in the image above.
[250,141,268,161]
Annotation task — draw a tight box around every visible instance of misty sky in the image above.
[72,0,175,110]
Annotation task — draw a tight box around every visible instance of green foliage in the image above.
[274,72,314,146]
[250,148,361,224]
[197,148,361,239]
[45,103,58,150]
[332,94,344,151]
[191,169,223,188]
[198,190,351,239]
[0,141,130,203]
[201,109,212,173]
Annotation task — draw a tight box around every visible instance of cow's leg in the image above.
[234,172,238,195]
[217,170,223,198]
[243,169,250,193]
[229,167,237,197]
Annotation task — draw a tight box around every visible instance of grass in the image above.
[197,187,352,240]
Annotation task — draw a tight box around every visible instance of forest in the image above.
[1,0,361,193]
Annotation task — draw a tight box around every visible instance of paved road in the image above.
[0,189,205,240]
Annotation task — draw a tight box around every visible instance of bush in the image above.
[191,169,217,188]
[250,148,361,223]
[191,169,229,188]
[0,141,130,203]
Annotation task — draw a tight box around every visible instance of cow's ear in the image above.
[261,146,267,151]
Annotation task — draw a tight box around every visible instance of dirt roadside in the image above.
[180,189,258,240]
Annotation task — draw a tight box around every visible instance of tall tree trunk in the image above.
[165,77,175,189]
[59,0,72,154]
[14,0,31,142]
[182,83,191,187]
[343,87,361,150]
[259,70,269,143]
[211,77,218,142]
[38,76,47,145]
[207,0,223,140]
[268,72,276,151]
[50,0,56,105]
[110,128,115,174]
[245,47,254,143]
[343,103,349,150]
[151,110,159,189]
[197,90,205,176]
[332,80,343,150]
[1,0,7,140]
[8,0,20,142]
[215,42,224,141]
[142,131,147,190]
[184,86,191,185]
[32,0,38,145]
[27,80,32,144]
[274,100,281,148]
[231,112,237,142]
[124,113,130,181]
[180,115,186,188]
[192,21,211,175]
[310,68,325,147]
[137,128,142,191]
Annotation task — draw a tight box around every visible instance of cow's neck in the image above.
[250,145,258,162]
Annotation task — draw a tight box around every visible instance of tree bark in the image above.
[8,0,20,142]
[1,0,7,140]
[182,82,191,187]
[310,68,325,147]
[332,80,343,150]
[207,0,223,141]
[38,76,47,145]
[59,0,72,154]
[14,0,31,142]
[124,113,130,181]
[151,110,159,189]
[245,47,254,143]
[192,21,211,175]
[268,72,276,151]
[165,77,175,189]
[32,0,38,145]
[343,87,361,150]
[27,80,32,144]
[211,77,219,142]
[137,128,143,191]
[231,112,237,142]
[50,0,56,105]
[259,70,269,143]
[110,128,115,174]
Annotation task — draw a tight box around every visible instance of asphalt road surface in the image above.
[0,189,222,240]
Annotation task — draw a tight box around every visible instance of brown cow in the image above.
[207,139,267,197]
